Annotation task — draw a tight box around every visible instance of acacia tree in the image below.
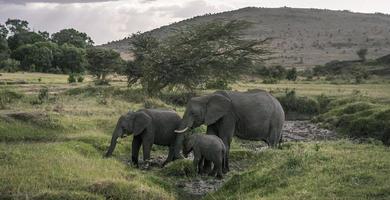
[126,20,269,95]
[86,48,123,82]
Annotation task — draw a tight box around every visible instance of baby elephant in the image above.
[183,134,226,179]
[105,109,183,167]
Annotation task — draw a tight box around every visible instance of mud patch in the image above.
[282,120,337,142]
[177,178,225,199]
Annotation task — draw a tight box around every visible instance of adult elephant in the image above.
[105,109,183,166]
[175,90,285,171]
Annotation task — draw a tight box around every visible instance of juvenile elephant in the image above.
[183,134,226,179]
[105,109,183,166]
[176,90,285,171]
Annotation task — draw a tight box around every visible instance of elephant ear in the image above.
[133,112,152,136]
[205,94,231,125]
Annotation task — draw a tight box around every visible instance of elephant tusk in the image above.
[175,127,189,133]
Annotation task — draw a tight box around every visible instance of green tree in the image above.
[86,47,123,81]
[11,43,53,72]
[5,19,29,35]
[0,24,10,61]
[357,48,368,62]
[127,20,269,94]
[52,28,94,48]
[286,67,298,81]
[34,41,62,73]
[7,31,46,51]
[57,44,87,73]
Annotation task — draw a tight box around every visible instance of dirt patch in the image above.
[177,178,225,199]
[282,120,338,142]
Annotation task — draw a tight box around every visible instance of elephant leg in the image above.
[198,156,205,174]
[219,114,235,172]
[193,151,201,174]
[142,140,153,163]
[131,136,142,167]
[215,159,224,179]
[163,144,175,166]
[208,162,217,177]
[268,120,283,148]
[173,133,184,160]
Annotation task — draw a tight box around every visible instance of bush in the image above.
[277,90,320,116]
[286,67,298,81]
[77,76,84,83]
[0,58,20,72]
[316,94,333,113]
[38,87,49,102]
[68,74,76,83]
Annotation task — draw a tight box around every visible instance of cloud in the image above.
[0,0,118,4]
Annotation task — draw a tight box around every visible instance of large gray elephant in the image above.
[175,90,285,171]
[105,109,183,166]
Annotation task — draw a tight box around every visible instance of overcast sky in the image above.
[1,0,389,45]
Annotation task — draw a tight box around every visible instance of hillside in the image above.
[102,7,390,69]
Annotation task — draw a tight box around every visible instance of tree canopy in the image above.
[0,19,94,74]
[51,28,94,48]
[126,20,269,94]
[86,48,123,81]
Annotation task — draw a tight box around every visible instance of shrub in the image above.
[0,58,20,72]
[38,87,49,102]
[68,74,76,83]
[77,76,84,83]
[286,67,298,81]
[277,90,320,115]
[316,94,333,113]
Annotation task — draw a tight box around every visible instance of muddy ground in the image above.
[141,120,338,199]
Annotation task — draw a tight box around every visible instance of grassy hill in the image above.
[101,7,390,69]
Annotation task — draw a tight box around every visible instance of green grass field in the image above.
[0,72,389,199]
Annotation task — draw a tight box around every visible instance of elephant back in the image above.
[224,90,282,140]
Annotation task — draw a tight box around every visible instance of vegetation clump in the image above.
[314,99,390,143]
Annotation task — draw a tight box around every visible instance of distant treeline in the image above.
[0,19,123,81]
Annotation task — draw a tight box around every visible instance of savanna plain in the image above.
[0,72,389,200]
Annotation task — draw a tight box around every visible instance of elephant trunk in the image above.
[105,124,122,157]
[175,116,193,133]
